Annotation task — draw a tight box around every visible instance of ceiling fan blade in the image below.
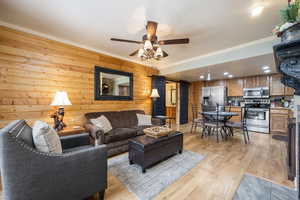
[111,38,142,44]
[158,38,189,45]
[129,50,139,56]
[163,51,168,57]
[146,21,158,40]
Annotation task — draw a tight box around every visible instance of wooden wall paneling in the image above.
[0,26,158,128]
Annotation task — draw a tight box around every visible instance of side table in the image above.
[58,126,86,136]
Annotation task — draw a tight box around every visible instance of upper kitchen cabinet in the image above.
[243,77,256,88]
[227,78,244,96]
[205,80,226,87]
[256,75,270,87]
[270,74,285,96]
[243,75,269,88]
[285,86,295,96]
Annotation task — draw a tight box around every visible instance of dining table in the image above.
[200,111,239,140]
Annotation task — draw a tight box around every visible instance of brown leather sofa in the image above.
[84,110,160,157]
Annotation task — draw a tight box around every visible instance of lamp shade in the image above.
[50,91,72,106]
[150,89,160,98]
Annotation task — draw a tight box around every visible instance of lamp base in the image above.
[51,107,66,131]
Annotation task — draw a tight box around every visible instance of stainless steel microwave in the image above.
[243,87,269,99]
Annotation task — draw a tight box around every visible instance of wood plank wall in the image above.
[0,26,158,128]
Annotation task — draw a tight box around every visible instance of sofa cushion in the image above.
[119,110,145,128]
[8,120,35,147]
[135,125,153,136]
[104,128,137,143]
[32,121,62,154]
[85,110,145,129]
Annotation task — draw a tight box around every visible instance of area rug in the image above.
[108,150,204,200]
[234,174,298,200]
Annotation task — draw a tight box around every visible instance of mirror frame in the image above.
[94,66,133,100]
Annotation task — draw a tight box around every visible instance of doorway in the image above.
[165,81,178,126]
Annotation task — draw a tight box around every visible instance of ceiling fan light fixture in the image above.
[144,40,153,51]
[138,48,144,57]
[155,47,163,58]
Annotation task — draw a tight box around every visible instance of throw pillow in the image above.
[32,121,62,154]
[136,113,152,126]
[90,115,113,133]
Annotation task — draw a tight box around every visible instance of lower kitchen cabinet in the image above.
[227,106,241,122]
[270,108,291,134]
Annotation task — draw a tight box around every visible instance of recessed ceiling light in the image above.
[264,69,271,73]
[200,75,205,79]
[228,74,233,78]
[251,6,264,17]
[262,65,269,70]
[223,72,229,76]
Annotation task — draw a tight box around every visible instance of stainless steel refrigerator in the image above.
[202,86,226,106]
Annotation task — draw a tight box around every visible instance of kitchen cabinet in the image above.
[243,75,269,88]
[205,80,226,87]
[270,74,285,96]
[256,75,270,87]
[270,108,291,134]
[227,78,244,96]
[227,106,241,122]
[285,86,295,96]
[243,77,256,88]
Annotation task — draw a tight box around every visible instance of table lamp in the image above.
[50,91,72,131]
[150,89,160,100]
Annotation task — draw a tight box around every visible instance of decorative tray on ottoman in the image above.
[143,126,173,138]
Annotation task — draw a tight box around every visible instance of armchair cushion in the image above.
[8,120,34,147]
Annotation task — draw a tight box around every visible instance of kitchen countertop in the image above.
[226,105,292,110]
[270,107,292,110]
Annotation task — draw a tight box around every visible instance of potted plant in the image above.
[273,0,300,41]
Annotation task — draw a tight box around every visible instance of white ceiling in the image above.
[165,54,276,81]
[0,0,285,70]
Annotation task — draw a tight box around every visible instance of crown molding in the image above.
[0,20,156,68]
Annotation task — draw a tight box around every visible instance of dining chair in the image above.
[190,105,202,133]
[201,103,226,142]
[225,107,250,144]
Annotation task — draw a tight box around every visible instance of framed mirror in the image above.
[94,66,133,100]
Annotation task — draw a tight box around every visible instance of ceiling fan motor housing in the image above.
[143,34,158,43]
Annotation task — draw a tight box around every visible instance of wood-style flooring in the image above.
[0,124,294,200]
[105,124,294,200]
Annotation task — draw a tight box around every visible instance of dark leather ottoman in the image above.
[128,132,183,173]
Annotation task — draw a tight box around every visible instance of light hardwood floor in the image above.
[0,124,294,200]
[105,124,294,200]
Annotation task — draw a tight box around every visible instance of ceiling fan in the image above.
[111,21,189,61]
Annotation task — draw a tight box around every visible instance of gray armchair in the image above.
[0,120,107,200]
